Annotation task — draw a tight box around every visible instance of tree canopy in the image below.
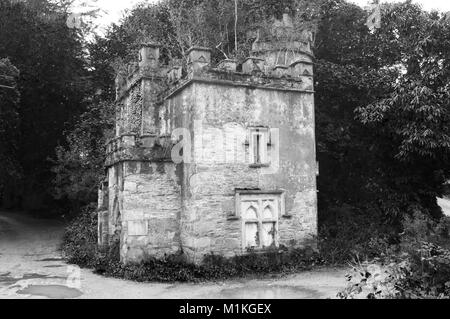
[314,1,450,227]
[0,0,89,210]
[0,58,21,207]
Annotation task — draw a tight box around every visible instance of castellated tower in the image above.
[98,13,318,264]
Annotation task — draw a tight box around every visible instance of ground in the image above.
[0,211,347,299]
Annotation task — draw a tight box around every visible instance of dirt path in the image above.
[0,211,347,299]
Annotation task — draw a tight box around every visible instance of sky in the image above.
[73,0,450,34]
[88,0,151,28]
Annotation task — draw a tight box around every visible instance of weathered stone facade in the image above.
[98,12,318,264]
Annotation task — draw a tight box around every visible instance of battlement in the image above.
[114,12,315,102]
[116,51,314,100]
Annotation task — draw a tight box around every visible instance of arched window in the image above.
[245,205,258,219]
[263,205,274,219]
[240,195,281,250]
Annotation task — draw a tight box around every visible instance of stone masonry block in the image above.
[127,220,148,236]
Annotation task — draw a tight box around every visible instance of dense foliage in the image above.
[0,58,21,206]
[314,1,450,258]
[95,248,320,283]
[61,203,98,266]
[338,215,450,299]
[0,0,89,211]
[51,101,115,212]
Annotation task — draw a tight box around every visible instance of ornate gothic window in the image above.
[238,193,282,250]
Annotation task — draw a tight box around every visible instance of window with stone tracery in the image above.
[239,194,280,250]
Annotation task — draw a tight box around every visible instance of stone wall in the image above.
[107,163,123,242]
[120,161,181,262]
[163,79,317,263]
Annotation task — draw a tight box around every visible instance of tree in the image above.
[355,4,450,219]
[0,0,89,211]
[0,58,21,208]
[52,101,115,213]
[314,0,450,229]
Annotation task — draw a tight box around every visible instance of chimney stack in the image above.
[139,42,161,70]
[186,47,211,73]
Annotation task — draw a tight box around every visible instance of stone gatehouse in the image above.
[97,12,318,264]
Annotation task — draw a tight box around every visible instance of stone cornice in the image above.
[162,68,314,100]
[105,134,173,167]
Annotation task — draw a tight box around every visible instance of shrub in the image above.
[401,212,450,251]
[338,214,450,299]
[337,241,450,299]
[61,204,99,268]
[318,205,399,264]
[337,260,403,299]
[91,247,323,283]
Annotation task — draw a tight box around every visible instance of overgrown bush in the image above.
[401,212,450,251]
[92,247,323,283]
[318,204,399,264]
[61,204,99,268]
[338,214,450,299]
[62,208,324,282]
[52,101,115,215]
[337,241,450,299]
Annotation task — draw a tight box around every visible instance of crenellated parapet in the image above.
[114,10,315,102]
[161,13,314,95]
[162,44,314,101]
